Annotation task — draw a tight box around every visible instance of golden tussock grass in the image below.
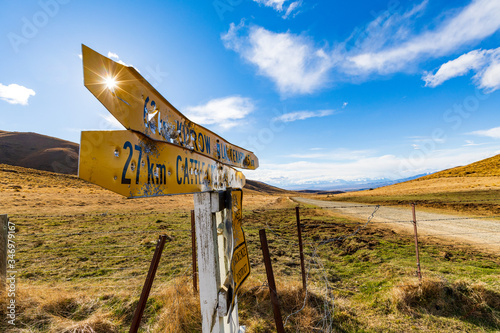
[152,277,202,332]
[392,277,500,326]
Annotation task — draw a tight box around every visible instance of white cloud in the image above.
[346,0,500,75]
[0,83,35,105]
[224,0,500,95]
[477,58,500,92]
[284,148,373,161]
[469,126,500,139]
[106,51,139,71]
[222,23,334,95]
[184,96,254,130]
[342,102,348,108]
[282,1,302,19]
[423,47,500,91]
[423,49,489,87]
[253,0,301,18]
[107,52,119,60]
[253,0,286,11]
[273,109,333,122]
[463,140,486,146]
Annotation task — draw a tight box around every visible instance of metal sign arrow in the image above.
[82,44,258,170]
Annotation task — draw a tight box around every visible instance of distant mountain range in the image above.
[284,175,429,192]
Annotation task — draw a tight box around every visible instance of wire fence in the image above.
[4,200,500,332]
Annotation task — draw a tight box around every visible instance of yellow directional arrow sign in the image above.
[78,130,245,198]
[82,44,258,170]
[228,189,250,312]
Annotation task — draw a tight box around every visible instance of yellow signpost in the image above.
[79,45,256,333]
[79,130,245,198]
[82,45,258,170]
[228,189,250,314]
[230,190,250,292]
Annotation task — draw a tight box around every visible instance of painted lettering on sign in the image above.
[79,130,245,198]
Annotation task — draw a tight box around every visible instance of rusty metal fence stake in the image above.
[129,235,167,333]
[411,203,422,281]
[259,229,285,333]
[190,209,198,293]
[295,206,307,292]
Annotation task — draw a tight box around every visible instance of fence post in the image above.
[191,209,198,293]
[259,229,285,333]
[411,203,422,281]
[295,206,306,292]
[0,215,7,291]
[129,235,167,333]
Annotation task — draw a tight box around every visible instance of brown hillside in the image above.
[244,179,294,194]
[0,163,286,215]
[0,130,79,174]
[334,154,500,197]
[418,154,500,179]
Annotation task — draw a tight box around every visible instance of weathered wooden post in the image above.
[191,210,198,293]
[411,203,422,280]
[295,206,306,292]
[78,45,258,332]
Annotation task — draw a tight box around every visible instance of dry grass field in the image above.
[0,164,499,332]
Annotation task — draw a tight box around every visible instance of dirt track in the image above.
[292,197,500,253]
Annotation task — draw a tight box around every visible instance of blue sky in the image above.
[1,0,500,189]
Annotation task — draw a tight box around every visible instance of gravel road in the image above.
[293,197,500,253]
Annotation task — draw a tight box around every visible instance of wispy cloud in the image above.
[346,0,500,75]
[0,83,35,105]
[463,140,486,146]
[423,47,500,91]
[284,148,373,161]
[184,96,254,130]
[224,0,500,95]
[107,51,140,72]
[222,22,334,95]
[273,109,333,122]
[252,0,302,18]
[282,1,302,19]
[469,126,500,139]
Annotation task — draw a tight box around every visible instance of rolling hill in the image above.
[329,153,500,197]
[418,154,500,179]
[0,130,79,174]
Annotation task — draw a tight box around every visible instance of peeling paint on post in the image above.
[194,192,239,332]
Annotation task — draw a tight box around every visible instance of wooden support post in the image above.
[295,206,306,292]
[259,229,285,333]
[191,210,198,293]
[194,192,239,333]
[129,235,167,333]
[411,203,422,281]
